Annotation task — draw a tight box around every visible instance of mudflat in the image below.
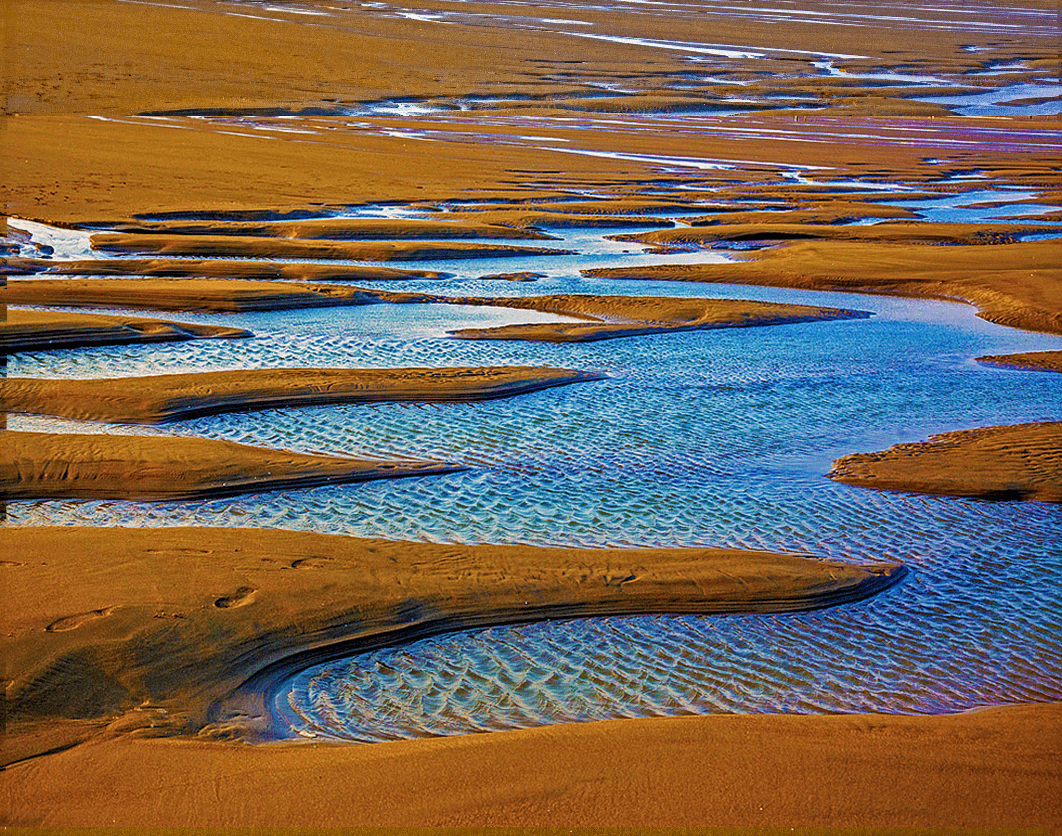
[1,366,604,423]
[828,422,1062,502]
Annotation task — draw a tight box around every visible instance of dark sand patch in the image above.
[586,239,1062,335]
[1,309,251,354]
[1,366,604,423]
[828,422,1062,502]
[0,431,461,501]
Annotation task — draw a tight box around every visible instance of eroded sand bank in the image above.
[2,526,903,761]
[828,422,1062,502]
[978,350,1062,373]
[0,431,460,500]
[1,366,604,423]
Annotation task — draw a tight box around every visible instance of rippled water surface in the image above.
[9,216,1062,741]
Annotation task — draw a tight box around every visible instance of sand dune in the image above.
[1,366,604,423]
[828,422,1062,502]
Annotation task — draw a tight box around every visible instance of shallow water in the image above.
[8,203,1062,742]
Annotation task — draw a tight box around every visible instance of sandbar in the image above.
[587,239,1062,335]
[12,257,449,282]
[89,233,573,261]
[110,218,556,241]
[5,278,383,313]
[1,366,604,424]
[977,350,1062,373]
[0,309,251,354]
[0,431,461,501]
[447,293,870,342]
[1,525,903,757]
[828,422,1062,502]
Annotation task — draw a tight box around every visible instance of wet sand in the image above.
[2,526,903,763]
[2,366,603,423]
[1,431,461,500]
[448,294,869,342]
[88,233,572,261]
[978,351,1062,373]
[3,0,1060,825]
[588,239,1062,335]
[3,704,1058,826]
[1,308,251,353]
[828,422,1062,502]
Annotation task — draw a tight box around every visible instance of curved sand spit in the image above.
[1,366,604,423]
[0,308,251,354]
[0,431,462,501]
[1,526,904,754]
[828,422,1062,502]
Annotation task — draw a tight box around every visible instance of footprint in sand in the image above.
[290,557,332,569]
[214,587,257,609]
[46,606,118,632]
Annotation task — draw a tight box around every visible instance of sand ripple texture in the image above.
[9,219,1062,740]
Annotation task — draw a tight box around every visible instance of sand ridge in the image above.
[0,431,462,501]
[1,526,904,759]
[828,422,1062,502]
[586,238,1062,335]
[1,366,605,423]
[0,308,252,354]
[977,351,1062,373]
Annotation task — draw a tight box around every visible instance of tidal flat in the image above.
[2,0,1061,827]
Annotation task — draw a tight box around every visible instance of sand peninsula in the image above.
[3,0,1061,827]
[828,422,1062,502]
[1,366,604,423]
[978,351,1062,373]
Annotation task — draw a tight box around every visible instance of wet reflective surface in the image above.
[8,212,1062,741]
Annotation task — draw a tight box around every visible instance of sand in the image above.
[1,526,903,760]
[5,278,384,313]
[587,239,1062,335]
[447,293,870,342]
[0,308,251,353]
[828,422,1062,502]
[977,351,1062,373]
[110,218,556,240]
[2,704,1059,826]
[0,431,461,500]
[13,257,450,282]
[1,366,604,423]
[88,234,572,261]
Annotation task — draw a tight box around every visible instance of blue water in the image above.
[8,212,1062,741]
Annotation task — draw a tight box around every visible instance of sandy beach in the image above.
[3,0,1060,828]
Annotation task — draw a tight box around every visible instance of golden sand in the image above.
[1,366,603,423]
[828,422,1062,502]
[0,431,460,500]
